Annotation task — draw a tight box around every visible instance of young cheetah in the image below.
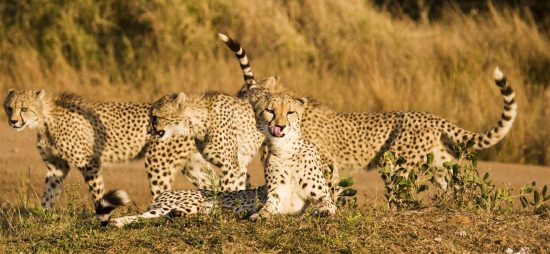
[219,33,517,190]
[102,93,335,227]
[148,91,264,191]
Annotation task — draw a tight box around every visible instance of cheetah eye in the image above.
[21,107,28,112]
[287,111,295,115]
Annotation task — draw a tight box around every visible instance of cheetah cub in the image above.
[149,91,263,191]
[250,93,336,219]
[102,93,335,227]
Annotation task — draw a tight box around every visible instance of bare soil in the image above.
[1,123,549,209]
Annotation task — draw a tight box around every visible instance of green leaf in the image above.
[426,153,434,165]
[483,172,490,181]
[341,189,357,197]
[534,191,540,204]
[520,196,528,208]
[338,176,355,187]
[383,151,394,161]
[466,139,475,149]
[336,196,346,207]
[542,185,547,196]
[471,156,478,168]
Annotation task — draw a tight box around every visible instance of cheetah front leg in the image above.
[145,137,191,198]
[299,164,336,217]
[183,152,216,190]
[202,141,245,192]
[249,191,279,220]
[41,158,70,210]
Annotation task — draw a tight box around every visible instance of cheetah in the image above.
[101,92,335,227]
[2,90,211,216]
[249,92,336,219]
[148,91,264,191]
[219,33,517,190]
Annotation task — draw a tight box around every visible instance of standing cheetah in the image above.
[148,91,264,191]
[219,33,517,189]
[101,92,335,227]
[2,90,211,216]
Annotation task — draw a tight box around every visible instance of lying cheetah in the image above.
[101,93,335,227]
[2,90,211,215]
[149,91,264,191]
[219,33,517,189]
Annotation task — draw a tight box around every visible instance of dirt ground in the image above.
[1,123,549,209]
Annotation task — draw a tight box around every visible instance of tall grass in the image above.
[0,0,549,164]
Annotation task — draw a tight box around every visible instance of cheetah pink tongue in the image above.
[270,126,283,137]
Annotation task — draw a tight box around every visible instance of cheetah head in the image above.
[254,93,307,140]
[3,89,46,131]
[149,92,204,141]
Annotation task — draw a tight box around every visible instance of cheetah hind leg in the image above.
[430,144,456,191]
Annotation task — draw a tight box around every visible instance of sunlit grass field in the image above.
[1,0,549,165]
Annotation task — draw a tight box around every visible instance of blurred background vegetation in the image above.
[0,0,549,165]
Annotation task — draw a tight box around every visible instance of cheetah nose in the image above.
[9,119,18,125]
[155,130,165,138]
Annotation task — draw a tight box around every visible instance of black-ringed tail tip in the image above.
[493,66,504,81]
[97,189,131,223]
[217,32,255,84]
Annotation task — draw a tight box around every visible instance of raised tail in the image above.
[96,189,130,226]
[442,67,517,150]
[218,33,255,85]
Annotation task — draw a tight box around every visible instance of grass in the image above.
[1,202,549,253]
[0,0,549,165]
[2,156,550,253]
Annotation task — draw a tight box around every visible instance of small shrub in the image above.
[378,151,432,209]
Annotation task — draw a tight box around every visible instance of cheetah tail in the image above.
[217,33,255,85]
[444,67,517,150]
[96,189,130,225]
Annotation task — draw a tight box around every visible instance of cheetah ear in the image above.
[264,76,278,90]
[175,92,186,105]
[297,97,308,106]
[34,89,45,101]
[7,88,15,96]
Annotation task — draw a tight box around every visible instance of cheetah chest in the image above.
[269,159,309,215]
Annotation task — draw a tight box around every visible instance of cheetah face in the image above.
[3,89,45,131]
[254,93,307,140]
[149,92,200,141]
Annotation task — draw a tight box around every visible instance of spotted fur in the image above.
[149,91,264,191]
[102,93,335,227]
[219,33,517,190]
[2,90,211,215]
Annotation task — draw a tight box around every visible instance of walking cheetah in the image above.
[2,90,211,216]
[101,92,335,227]
[219,33,517,189]
[148,91,264,191]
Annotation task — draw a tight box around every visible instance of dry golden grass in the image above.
[1,0,549,164]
